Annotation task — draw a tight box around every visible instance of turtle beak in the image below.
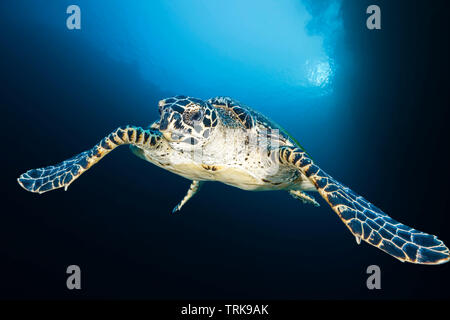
[150,120,160,130]
[162,131,174,141]
[159,113,175,141]
[161,131,184,142]
[158,99,166,115]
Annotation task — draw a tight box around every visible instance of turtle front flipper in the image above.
[17,126,163,194]
[278,146,450,265]
[172,180,203,213]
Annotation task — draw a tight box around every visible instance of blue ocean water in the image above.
[1,0,449,299]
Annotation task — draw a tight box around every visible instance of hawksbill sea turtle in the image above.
[17,96,449,265]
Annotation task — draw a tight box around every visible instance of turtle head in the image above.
[157,96,218,147]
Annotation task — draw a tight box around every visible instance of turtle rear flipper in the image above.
[289,190,319,207]
[172,180,204,213]
[17,126,162,194]
[279,146,450,265]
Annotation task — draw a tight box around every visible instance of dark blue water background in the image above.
[1,0,449,299]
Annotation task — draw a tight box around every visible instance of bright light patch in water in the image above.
[306,59,334,88]
[35,0,344,101]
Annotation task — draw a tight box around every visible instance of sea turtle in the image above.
[17,95,449,265]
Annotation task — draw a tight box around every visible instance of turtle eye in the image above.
[183,137,199,145]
